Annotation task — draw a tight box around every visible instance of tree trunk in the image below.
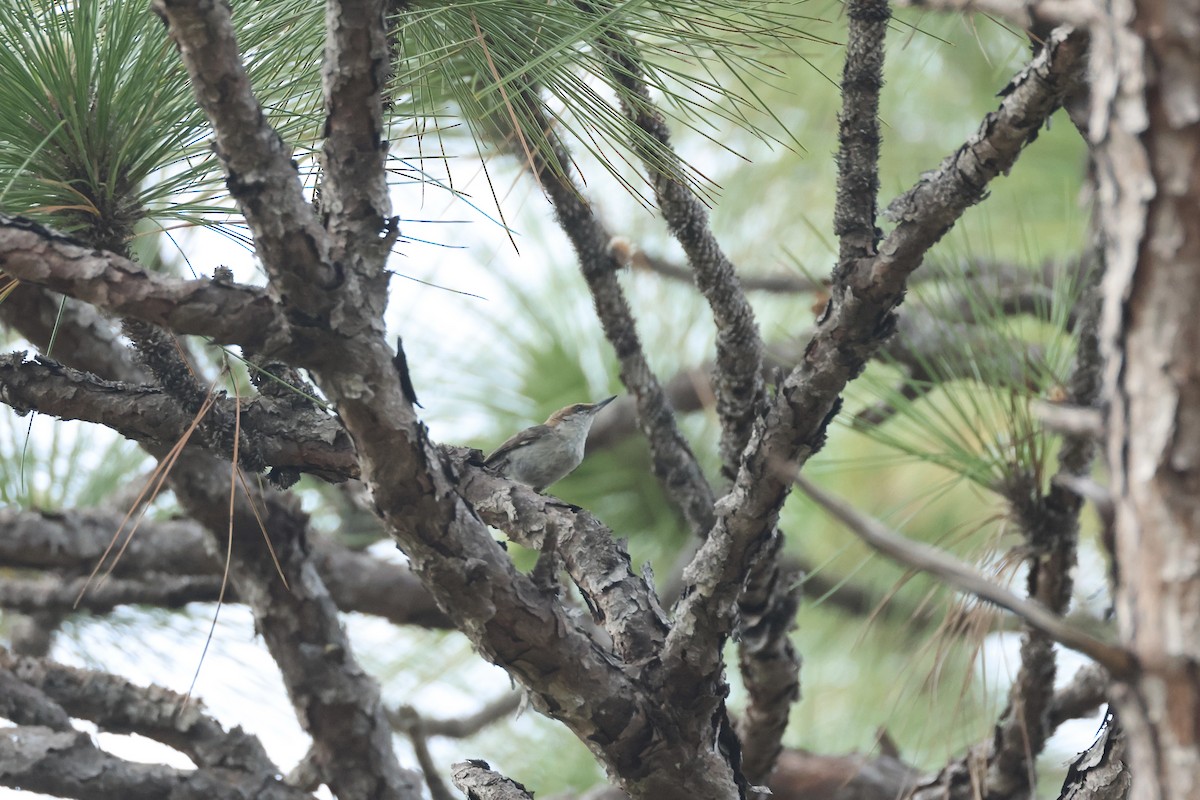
[1094,0,1200,796]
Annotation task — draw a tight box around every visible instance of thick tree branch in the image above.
[150,13,685,784]
[162,449,423,800]
[0,353,357,483]
[1055,715,1130,800]
[882,26,1088,268]
[0,507,452,628]
[721,1,889,774]
[0,665,71,731]
[572,20,805,776]
[344,427,685,798]
[450,761,534,800]
[1,168,415,800]
[321,0,393,259]
[0,724,315,800]
[0,283,144,382]
[152,0,335,326]
[0,650,280,773]
[0,215,289,351]
[154,11,692,791]
[455,446,670,662]
[834,0,889,266]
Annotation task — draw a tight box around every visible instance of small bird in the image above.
[484,396,617,491]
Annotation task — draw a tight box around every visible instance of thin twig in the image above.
[793,473,1135,678]
[391,707,456,800]
[402,692,523,739]
[630,248,826,295]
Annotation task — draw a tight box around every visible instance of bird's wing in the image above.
[483,424,550,465]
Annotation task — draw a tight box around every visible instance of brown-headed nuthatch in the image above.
[484,396,616,491]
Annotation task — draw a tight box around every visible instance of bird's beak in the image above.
[596,395,617,410]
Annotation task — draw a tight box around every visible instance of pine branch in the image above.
[583,1,766,479]
[0,215,289,351]
[321,0,393,262]
[834,0,889,267]
[661,23,1092,692]
[152,0,334,320]
[984,247,1105,797]
[794,473,1135,677]
[0,353,356,482]
[0,507,452,629]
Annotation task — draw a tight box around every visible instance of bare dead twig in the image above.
[389,692,522,740]
[793,473,1135,678]
[391,707,456,800]
[630,248,827,295]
